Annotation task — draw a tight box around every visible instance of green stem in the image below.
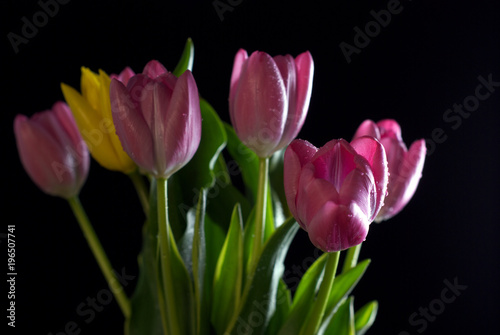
[250,157,269,272]
[341,243,362,273]
[301,251,340,335]
[156,178,182,335]
[128,169,150,215]
[67,196,131,319]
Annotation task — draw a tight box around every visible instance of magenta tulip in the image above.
[284,137,388,252]
[110,60,201,179]
[14,101,89,198]
[229,49,314,158]
[353,119,426,221]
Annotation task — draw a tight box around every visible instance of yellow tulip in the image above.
[61,67,136,173]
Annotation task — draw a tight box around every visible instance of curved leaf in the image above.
[173,37,194,77]
[226,217,299,335]
[211,204,244,334]
[354,300,378,335]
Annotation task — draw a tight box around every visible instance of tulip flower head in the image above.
[353,119,426,221]
[61,67,136,173]
[229,49,314,158]
[284,137,388,252]
[14,102,90,199]
[109,60,202,179]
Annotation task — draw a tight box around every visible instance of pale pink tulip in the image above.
[229,49,314,158]
[353,119,426,221]
[14,102,89,198]
[284,137,388,252]
[110,61,201,179]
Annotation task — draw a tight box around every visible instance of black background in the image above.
[2,0,500,334]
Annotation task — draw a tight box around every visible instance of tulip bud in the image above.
[229,49,314,158]
[14,102,90,199]
[284,137,388,252]
[353,119,426,221]
[109,60,202,179]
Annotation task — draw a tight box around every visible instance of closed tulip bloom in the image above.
[353,119,426,221]
[61,67,136,173]
[109,61,201,179]
[14,102,89,199]
[284,137,388,252]
[229,49,314,158]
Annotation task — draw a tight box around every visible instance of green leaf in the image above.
[192,190,207,335]
[269,148,291,220]
[173,37,194,77]
[226,217,299,335]
[179,99,227,190]
[319,259,371,333]
[322,297,355,335]
[224,122,260,201]
[265,279,292,335]
[354,301,378,335]
[211,204,244,334]
[167,99,227,239]
[277,252,328,335]
[126,179,164,335]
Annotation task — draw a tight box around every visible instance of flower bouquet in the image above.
[14,38,426,335]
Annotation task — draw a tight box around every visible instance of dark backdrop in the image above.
[2,0,500,334]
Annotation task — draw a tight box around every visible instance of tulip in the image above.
[109,60,201,179]
[14,101,89,199]
[284,137,388,252]
[229,49,314,158]
[61,67,136,173]
[353,119,426,221]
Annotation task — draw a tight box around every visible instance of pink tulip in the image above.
[284,137,388,252]
[353,119,426,221]
[229,49,314,158]
[110,60,201,179]
[14,102,89,198]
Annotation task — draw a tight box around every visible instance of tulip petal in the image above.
[377,119,402,141]
[376,139,426,221]
[287,51,314,142]
[111,67,136,86]
[297,164,340,230]
[161,70,201,178]
[312,139,357,191]
[351,136,388,219]
[231,51,287,157]
[143,60,168,78]
[283,139,318,225]
[352,119,380,140]
[307,201,368,252]
[273,54,299,151]
[110,79,155,174]
[229,48,249,111]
